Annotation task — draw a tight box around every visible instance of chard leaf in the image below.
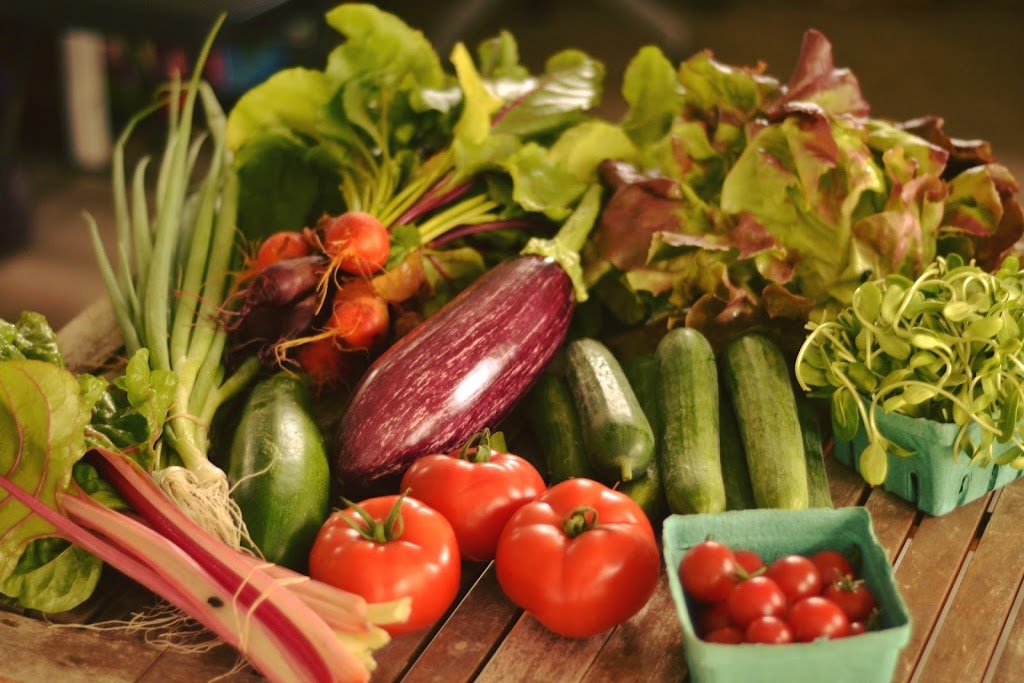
[490,49,604,139]
[225,68,332,152]
[0,312,64,367]
[0,360,93,609]
[0,538,101,613]
[549,120,637,182]
[499,142,588,221]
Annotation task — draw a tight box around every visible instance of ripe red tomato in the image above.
[726,576,787,627]
[679,540,739,603]
[696,600,733,636]
[765,554,823,603]
[787,596,851,642]
[745,616,793,644]
[734,549,765,575]
[705,626,744,644]
[308,494,461,636]
[494,478,660,638]
[811,549,854,584]
[823,578,878,623]
[400,434,546,562]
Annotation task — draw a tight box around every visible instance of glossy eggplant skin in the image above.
[336,255,574,488]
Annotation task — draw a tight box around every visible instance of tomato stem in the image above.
[339,491,408,543]
[563,506,599,538]
[457,428,495,464]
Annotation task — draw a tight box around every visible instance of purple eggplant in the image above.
[335,254,574,487]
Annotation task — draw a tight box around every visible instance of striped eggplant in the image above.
[335,255,574,488]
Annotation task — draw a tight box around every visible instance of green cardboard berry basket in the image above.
[832,403,1024,516]
[663,508,911,683]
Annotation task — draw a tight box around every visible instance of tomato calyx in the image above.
[563,505,599,538]
[339,490,409,543]
[455,428,498,464]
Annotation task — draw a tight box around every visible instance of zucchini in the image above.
[228,371,331,571]
[719,389,757,510]
[656,327,726,514]
[565,338,654,482]
[797,395,834,508]
[722,333,809,510]
[620,354,667,523]
[525,372,594,483]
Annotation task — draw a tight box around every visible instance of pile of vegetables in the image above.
[3,2,1024,679]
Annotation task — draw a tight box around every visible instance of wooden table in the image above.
[2,300,1023,682]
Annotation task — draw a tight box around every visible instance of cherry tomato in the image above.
[726,576,786,627]
[811,549,855,584]
[849,620,868,636]
[696,600,733,636]
[734,549,765,575]
[679,540,739,603]
[765,554,823,603]
[787,596,851,642]
[308,494,461,636]
[495,478,660,638]
[745,616,793,644]
[705,626,744,644]
[823,578,878,623]
[400,431,546,562]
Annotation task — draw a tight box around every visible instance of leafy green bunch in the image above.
[795,254,1024,484]
[582,30,1022,352]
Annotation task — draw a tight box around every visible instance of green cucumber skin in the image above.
[797,396,834,508]
[656,327,726,515]
[228,372,331,571]
[620,354,668,523]
[719,389,757,511]
[566,339,655,483]
[723,334,809,510]
[526,372,594,483]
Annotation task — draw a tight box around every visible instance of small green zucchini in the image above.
[565,338,655,483]
[656,327,726,515]
[228,371,331,571]
[722,333,809,510]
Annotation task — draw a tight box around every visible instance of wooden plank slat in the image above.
[581,570,686,683]
[911,482,1024,682]
[825,453,870,508]
[476,615,610,683]
[0,611,159,683]
[402,565,520,683]
[137,646,262,683]
[890,495,988,683]
[862,488,918,563]
[371,562,490,683]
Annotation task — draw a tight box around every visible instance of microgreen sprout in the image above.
[795,254,1024,485]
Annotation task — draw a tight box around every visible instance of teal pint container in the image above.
[832,403,1024,516]
[663,508,911,683]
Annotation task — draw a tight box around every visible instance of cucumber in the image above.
[656,327,726,514]
[525,372,594,483]
[565,338,654,483]
[228,371,331,571]
[719,389,757,510]
[619,354,667,523]
[722,333,809,510]
[797,395,834,508]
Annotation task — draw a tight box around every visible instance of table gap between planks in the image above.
[1,298,1023,683]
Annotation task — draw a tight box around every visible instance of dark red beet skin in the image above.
[336,255,574,487]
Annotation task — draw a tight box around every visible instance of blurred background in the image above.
[1,0,1022,329]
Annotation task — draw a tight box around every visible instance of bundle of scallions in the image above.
[86,17,260,546]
